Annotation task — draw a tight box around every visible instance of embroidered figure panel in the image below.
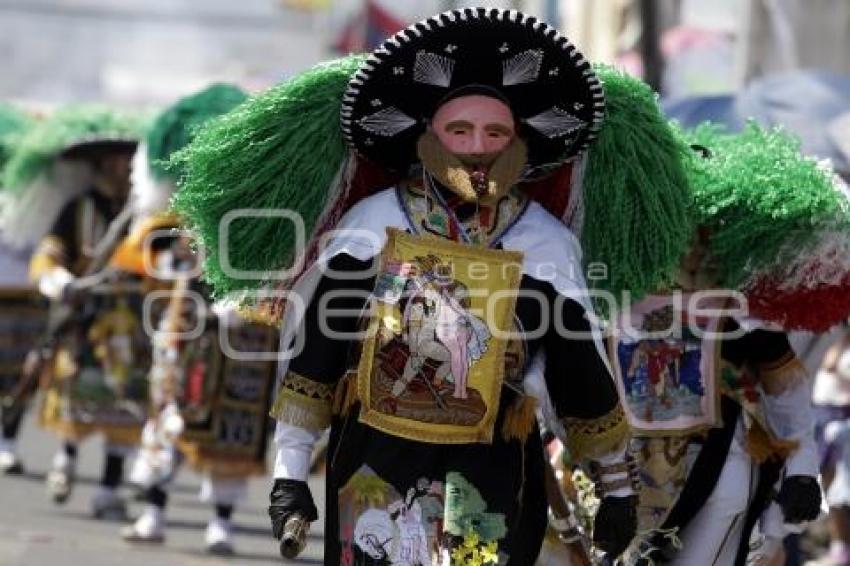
[356,228,523,444]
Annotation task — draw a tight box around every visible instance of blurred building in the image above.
[740,0,850,83]
[0,0,333,106]
[7,0,847,108]
[0,0,558,107]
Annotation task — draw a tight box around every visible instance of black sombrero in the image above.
[341,7,605,173]
[60,136,139,160]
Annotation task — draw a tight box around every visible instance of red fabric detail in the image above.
[746,272,850,332]
[365,1,405,37]
[333,17,365,54]
[332,0,405,53]
[479,205,492,226]
[519,163,574,219]
[186,361,206,405]
[646,343,684,384]
[348,156,402,206]
[280,157,400,287]
[448,218,459,240]
[309,156,399,249]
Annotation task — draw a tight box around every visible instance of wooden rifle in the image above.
[149,274,190,435]
[543,455,595,566]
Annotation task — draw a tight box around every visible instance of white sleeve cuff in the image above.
[38,266,73,300]
[596,444,635,497]
[786,432,820,478]
[273,420,320,481]
[762,376,819,478]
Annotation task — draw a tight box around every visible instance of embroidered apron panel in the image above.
[338,465,507,566]
[177,322,277,473]
[609,294,723,436]
[339,465,445,566]
[633,436,701,533]
[357,228,523,444]
[45,288,151,429]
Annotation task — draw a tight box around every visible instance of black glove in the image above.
[268,478,318,540]
[593,495,637,558]
[777,475,821,523]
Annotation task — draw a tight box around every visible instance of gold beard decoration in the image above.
[416,131,528,205]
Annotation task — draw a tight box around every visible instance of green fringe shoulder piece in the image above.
[683,122,844,288]
[147,83,247,181]
[172,55,364,296]
[3,105,145,192]
[582,65,694,304]
[0,104,34,180]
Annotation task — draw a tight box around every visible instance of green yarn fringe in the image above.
[0,104,33,180]
[682,122,845,288]
[582,65,694,305]
[172,55,365,296]
[3,105,145,192]
[147,83,247,181]
[175,59,695,301]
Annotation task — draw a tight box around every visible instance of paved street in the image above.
[0,412,326,566]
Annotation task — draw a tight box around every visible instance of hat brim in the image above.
[60,137,139,160]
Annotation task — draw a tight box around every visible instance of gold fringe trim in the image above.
[269,387,331,432]
[501,395,538,442]
[38,417,141,446]
[177,441,266,478]
[760,355,809,396]
[278,371,335,400]
[563,405,630,460]
[236,303,283,328]
[332,370,358,416]
[745,420,799,464]
[38,387,142,445]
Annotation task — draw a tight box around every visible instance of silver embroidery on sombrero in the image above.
[413,50,455,88]
[502,49,543,86]
[358,106,417,137]
[525,107,587,139]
